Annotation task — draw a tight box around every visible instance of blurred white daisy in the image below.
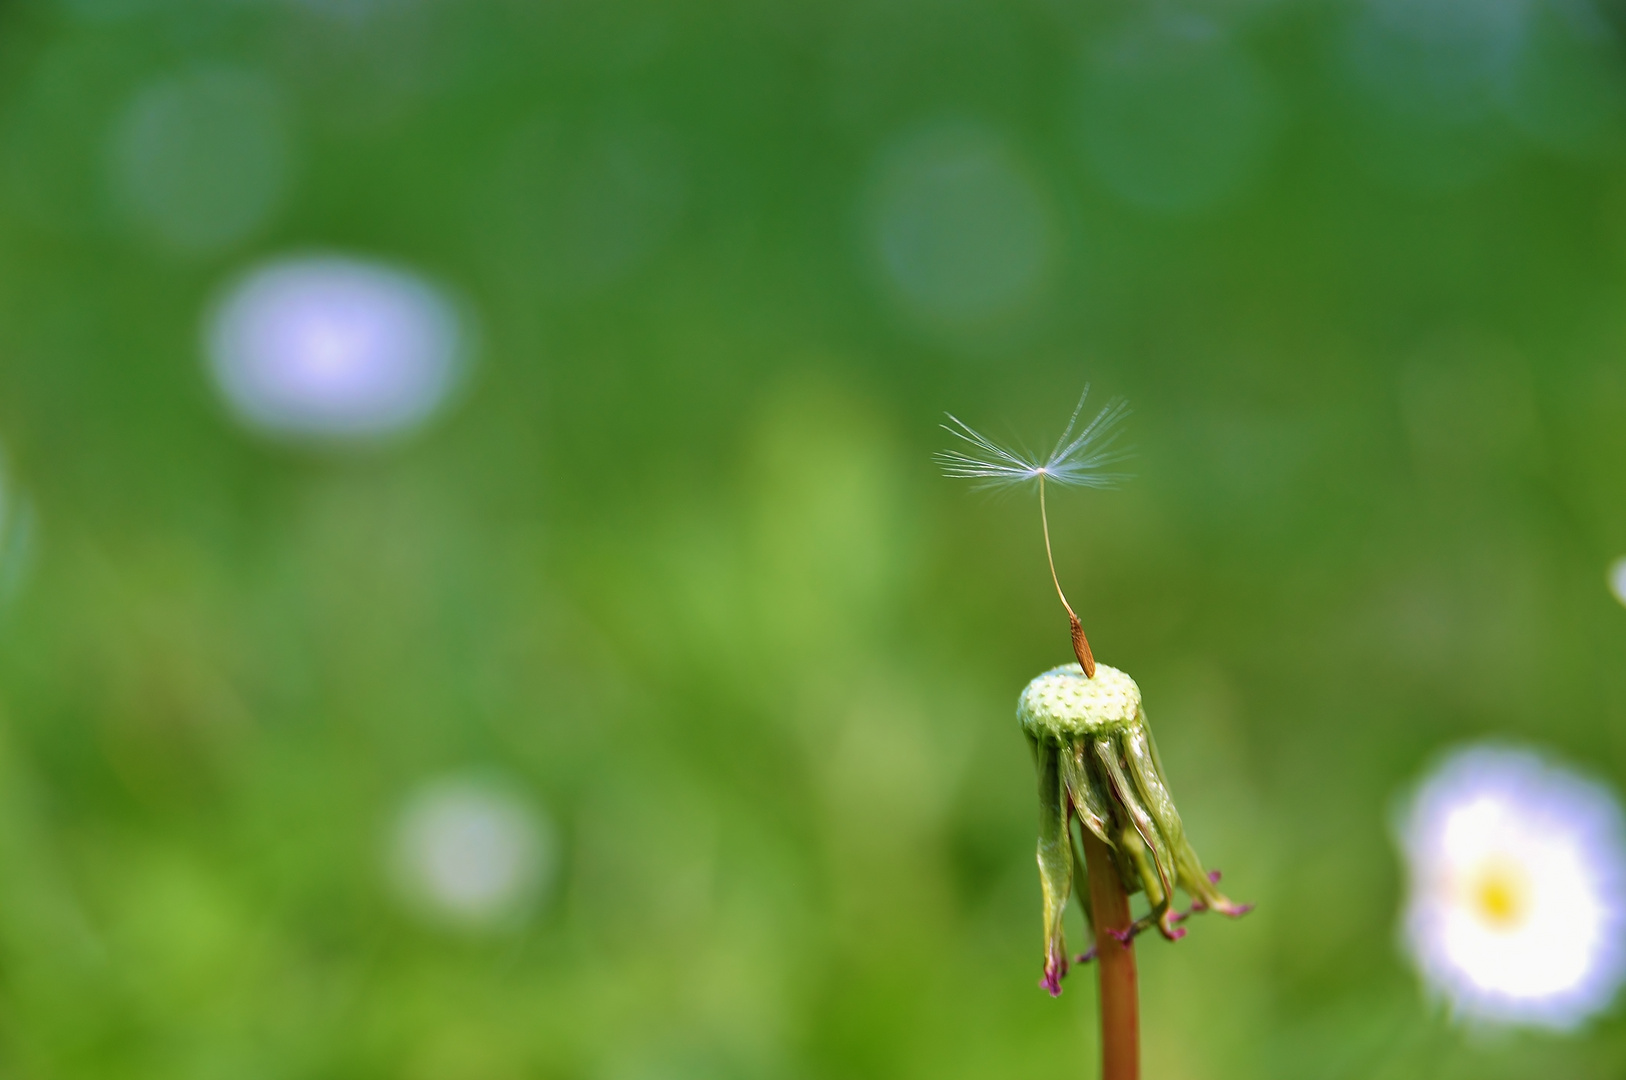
[390,776,554,931]
[1398,744,1626,1029]
[205,254,468,441]
[1608,555,1626,608]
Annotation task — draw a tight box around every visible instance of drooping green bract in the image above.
[1019,663,1247,996]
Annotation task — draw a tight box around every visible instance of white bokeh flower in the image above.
[1398,744,1626,1028]
[205,254,468,441]
[390,776,554,931]
[1608,555,1626,609]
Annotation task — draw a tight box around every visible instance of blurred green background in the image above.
[2,0,1626,1076]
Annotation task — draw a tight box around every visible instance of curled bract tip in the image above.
[1041,949,1067,997]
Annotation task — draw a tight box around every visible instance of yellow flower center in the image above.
[1467,859,1531,930]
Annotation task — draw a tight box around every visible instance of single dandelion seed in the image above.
[1398,744,1626,1030]
[934,388,1130,678]
[940,391,1248,1080]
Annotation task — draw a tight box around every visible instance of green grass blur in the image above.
[1,0,1626,1077]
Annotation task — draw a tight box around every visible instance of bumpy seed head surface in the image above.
[1018,663,1141,739]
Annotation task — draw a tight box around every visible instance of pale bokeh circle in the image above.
[390,777,554,930]
[1077,15,1276,214]
[867,122,1055,331]
[110,68,293,255]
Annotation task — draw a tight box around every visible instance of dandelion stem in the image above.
[1039,472,1097,678]
[1082,828,1138,1080]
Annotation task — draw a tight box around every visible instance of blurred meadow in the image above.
[2,0,1626,1077]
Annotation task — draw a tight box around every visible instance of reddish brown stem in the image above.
[1081,829,1138,1080]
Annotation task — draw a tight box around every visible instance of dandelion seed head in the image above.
[935,387,1131,491]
